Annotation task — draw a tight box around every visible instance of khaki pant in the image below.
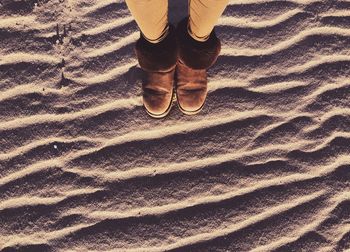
[125,0,229,43]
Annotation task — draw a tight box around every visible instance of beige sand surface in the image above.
[1,0,350,251]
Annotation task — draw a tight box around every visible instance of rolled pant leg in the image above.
[188,0,229,41]
[125,0,169,43]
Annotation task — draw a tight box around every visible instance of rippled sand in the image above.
[1,0,350,251]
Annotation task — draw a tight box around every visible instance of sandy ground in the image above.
[1,0,350,251]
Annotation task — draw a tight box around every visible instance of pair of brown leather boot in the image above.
[134,17,221,118]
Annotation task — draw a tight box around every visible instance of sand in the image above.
[1,0,350,251]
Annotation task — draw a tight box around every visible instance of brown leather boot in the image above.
[176,60,207,114]
[175,17,221,115]
[141,68,175,118]
[135,24,178,118]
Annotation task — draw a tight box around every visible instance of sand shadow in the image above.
[168,0,188,25]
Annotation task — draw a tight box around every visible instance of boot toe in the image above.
[143,91,173,118]
[176,88,207,114]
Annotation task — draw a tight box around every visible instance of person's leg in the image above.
[125,0,178,118]
[175,0,228,115]
[125,0,169,43]
[188,0,229,42]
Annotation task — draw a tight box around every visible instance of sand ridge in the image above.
[0,0,350,251]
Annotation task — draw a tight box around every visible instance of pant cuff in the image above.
[187,19,210,42]
[141,23,170,44]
